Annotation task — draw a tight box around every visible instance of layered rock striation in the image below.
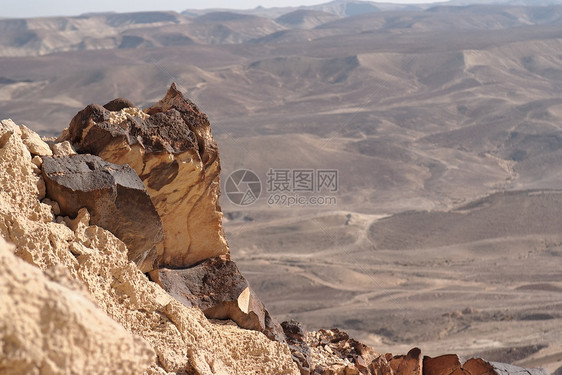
[62,84,228,269]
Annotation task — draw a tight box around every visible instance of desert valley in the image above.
[1,0,562,373]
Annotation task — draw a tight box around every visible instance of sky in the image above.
[2,0,444,18]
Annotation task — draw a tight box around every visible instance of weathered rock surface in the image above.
[42,154,163,272]
[0,235,155,375]
[423,354,463,375]
[0,120,300,375]
[489,362,550,375]
[20,124,52,156]
[158,256,285,342]
[307,328,393,375]
[394,348,423,375]
[64,83,228,268]
[282,320,312,375]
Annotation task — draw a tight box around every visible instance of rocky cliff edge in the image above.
[0,85,550,375]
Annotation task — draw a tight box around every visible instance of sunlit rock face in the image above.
[65,84,229,268]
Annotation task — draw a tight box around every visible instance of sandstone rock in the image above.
[0,120,300,375]
[158,256,285,342]
[0,118,22,136]
[20,124,53,156]
[0,235,156,374]
[424,355,462,375]
[65,83,228,268]
[42,154,163,272]
[396,348,423,375]
[50,140,77,156]
[390,355,404,374]
[282,320,312,375]
[463,358,497,375]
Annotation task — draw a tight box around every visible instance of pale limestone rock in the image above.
[0,236,155,375]
[31,155,42,168]
[65,84,229,268]
[0,118,22,136]
[50,140,77,156]
[42,198,61,216]
[0,120,300,375]
[20,124,53,156]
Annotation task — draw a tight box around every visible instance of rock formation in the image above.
[0,116,299,375]
[0,236,155,375]
[282,320,312,375]
[158,257,285,342]
[0,88,551,375]
[42,154,163,272]
[62,84,228,268]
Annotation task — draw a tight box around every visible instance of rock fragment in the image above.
[158,256,285,341]
[424,354,462,375]
[393,348,423,375]
[282,320,312,375]
[307,328,392,375]
[42,154,163,272]
[20,124,52,156]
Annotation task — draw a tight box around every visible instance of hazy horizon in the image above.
[4,0,443,19]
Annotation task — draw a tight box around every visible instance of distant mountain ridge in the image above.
[2,1,562,57]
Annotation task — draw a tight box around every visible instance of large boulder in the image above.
[158,257,285,342]
[64,84,228,268]
[42,154,163,273]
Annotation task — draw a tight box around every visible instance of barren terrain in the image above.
[1,1,561,372]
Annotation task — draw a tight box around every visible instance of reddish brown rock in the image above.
[65,83,228,268]
[396,348,422,375]
[424,355,462,375]
[370,356,394,375]
[307,329,391,375]
[42,154,163,272]
[157,257,285,342]
[462,359,498,375]
[390,355,405,374]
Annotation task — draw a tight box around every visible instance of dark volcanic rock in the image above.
[158,257,284,342]
[282,320,312,375]
[103,98,135,112]
[42,154,163,272]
